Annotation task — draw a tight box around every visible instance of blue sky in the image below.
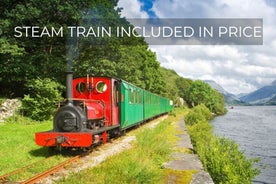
[117,0,276,94]
[138,0,156,17]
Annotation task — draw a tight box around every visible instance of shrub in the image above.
[193,104,213,120]
[184,104,212,125]
[186,111,260,183]
[21,78,64,121]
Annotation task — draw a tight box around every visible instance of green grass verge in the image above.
[0,115,69,181]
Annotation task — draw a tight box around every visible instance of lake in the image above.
[211,106,276,184]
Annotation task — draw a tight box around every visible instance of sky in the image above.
[117,0,276,95]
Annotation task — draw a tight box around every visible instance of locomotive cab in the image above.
[71,77,119,129]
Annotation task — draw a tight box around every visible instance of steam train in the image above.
[35,72,173,149]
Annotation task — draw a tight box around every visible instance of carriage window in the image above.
[96,81,107,93]
[129,89,135,104]
[76,82,86,93]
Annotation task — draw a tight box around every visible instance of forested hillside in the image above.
[160,68,226,114]
[0,0,226,120]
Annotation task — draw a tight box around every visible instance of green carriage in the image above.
[120,80,144,129]
[120,80,173,130]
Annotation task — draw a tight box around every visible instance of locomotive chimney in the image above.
[66,71,73,104]
[66,34,77,104]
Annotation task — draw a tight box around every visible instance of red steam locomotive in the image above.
[35,72,173,149]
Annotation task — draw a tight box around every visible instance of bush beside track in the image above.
[185,104,260,184]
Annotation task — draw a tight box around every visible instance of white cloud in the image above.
[213,0,275,19]
[118,0,276,94]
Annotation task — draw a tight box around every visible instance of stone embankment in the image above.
[164,120,214,184]
[0,99,21,122]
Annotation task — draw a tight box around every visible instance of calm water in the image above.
[211,106,276,184]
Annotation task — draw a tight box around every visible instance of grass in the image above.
[0,115,70,181]
[0,116,49,173]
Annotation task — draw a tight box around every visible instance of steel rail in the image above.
[0,156,55,183]
[21,154,81,184]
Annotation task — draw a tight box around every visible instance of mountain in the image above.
[204,80,228,94]
[204,80,276,105]
[204,80,244,105]
[240,80,276,105]
[267,95,276,105]
[236,93,248,98]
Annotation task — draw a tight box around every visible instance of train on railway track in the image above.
[35,72,173,149]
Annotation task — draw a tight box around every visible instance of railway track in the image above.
[0,151,90,184]
[21,154,81,184]
[0,156,54,183]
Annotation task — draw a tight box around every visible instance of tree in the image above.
[175,77,193,101]
[186,80,225,113]
[159,68,180,105]
[21,78,64,121]
[212,90,227,115]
